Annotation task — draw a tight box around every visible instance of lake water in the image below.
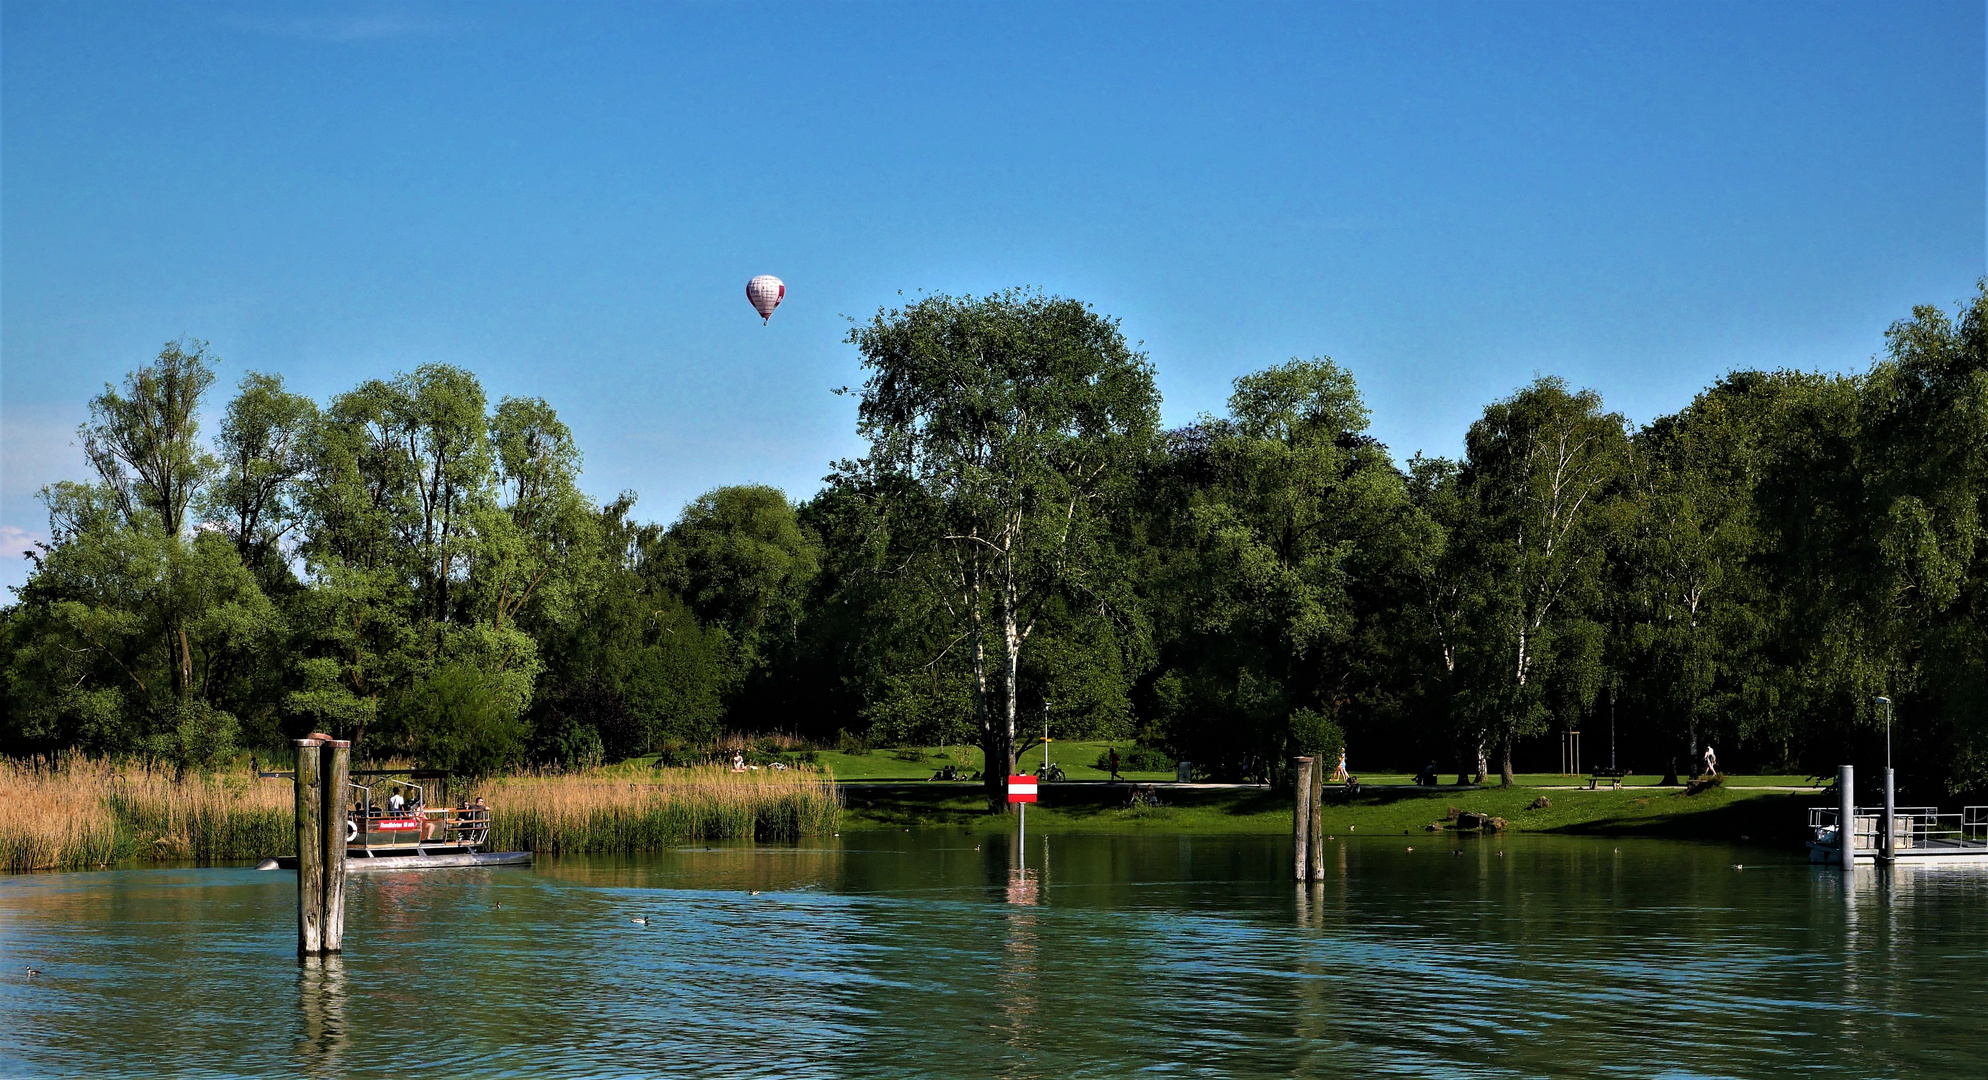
[2,832,1984,1078]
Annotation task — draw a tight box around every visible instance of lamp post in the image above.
[1876,696,1894,863]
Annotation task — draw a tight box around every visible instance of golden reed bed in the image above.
[0,758,840,872]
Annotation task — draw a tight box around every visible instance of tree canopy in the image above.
[7,285,1986,800]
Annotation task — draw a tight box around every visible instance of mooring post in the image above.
[1307,757,1325,881]
[1881,767,1895,864]
[1292,756,1314,881]
[295,737,325,954]
[320,740,351,952]
[1838,764,1855,870]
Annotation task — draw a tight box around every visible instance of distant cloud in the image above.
[224,10,453,43]
[0,525,43,560]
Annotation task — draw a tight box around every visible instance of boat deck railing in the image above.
[350,806,490,853]
[1810,806,1988,851]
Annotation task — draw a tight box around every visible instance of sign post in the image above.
[1008,774,1038,868]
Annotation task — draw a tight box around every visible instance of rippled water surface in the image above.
[4,832,1986,1078]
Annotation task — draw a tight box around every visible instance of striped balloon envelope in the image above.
[746,275,785,323]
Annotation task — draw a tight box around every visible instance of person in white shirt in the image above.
[1703,745,1718,777]
[387,790,405,813]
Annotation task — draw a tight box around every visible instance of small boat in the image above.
[257,767,531,872]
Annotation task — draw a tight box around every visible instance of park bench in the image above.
[1590,768,1629,789]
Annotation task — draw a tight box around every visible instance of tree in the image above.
[1138,358,1427,779]
[80,340,216,537]
[1453,378,1627,785]
[844,290,1160,807]
[204,371,317,581]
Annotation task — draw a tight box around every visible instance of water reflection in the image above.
[5,835,1988,1078]
[296,953,346,1076]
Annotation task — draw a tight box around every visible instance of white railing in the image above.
[1810,805,1988,851]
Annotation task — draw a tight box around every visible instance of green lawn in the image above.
[812,741,1178,783]
[840,778,1829,843]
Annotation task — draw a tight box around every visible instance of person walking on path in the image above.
[1703,745,1718,777]
[1331,751,1349,784]
[1108,747,1123,782]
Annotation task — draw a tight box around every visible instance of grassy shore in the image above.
[0,758,839,872]
[841,778,1829,845]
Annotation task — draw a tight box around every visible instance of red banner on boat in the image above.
[1007,775,1038,803]
[375,818,421,831]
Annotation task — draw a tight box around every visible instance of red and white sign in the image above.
[375,818,421,831]
[1007,774,1038,804]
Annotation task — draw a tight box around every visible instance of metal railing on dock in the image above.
[1811,805,1988,853]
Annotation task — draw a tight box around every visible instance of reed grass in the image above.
[0,758,292,871]
[468,765,840,854]
[1,757,839,872]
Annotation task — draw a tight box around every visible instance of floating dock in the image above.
[1809,804,1988,865]
[261,850,532,872]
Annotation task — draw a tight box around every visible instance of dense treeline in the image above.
[5,286,1984,800]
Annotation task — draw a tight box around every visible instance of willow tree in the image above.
[845,290,1159,808]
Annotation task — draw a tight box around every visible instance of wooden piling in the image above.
[320,740,350,952]
[1307,755,1325,880]
[294,738,325,955]
[1292,756,1314,881]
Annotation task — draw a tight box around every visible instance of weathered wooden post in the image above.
[1292,756,1314,881]
[294,737,325,954]
[1307,757,1325,880]
[320,739,351,952]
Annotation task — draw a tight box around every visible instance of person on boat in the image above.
[387,790,406,813]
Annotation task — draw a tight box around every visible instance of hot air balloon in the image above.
[746,275,785,324]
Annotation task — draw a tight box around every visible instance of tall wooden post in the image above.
[320,740,351,952]
[1307,755,1325,880]
[1292,756,1314,881]
[294,738,325,955]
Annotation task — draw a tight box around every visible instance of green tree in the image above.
[204,371,317,582]
[1453,378,1627,785]
[844,290,1160,806]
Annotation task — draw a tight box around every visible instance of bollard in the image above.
[320,740,351,952]
[1881,767,1895,864]
[294,738,325,954]
[1838,765,1855,870]
[1292,756,1314,881]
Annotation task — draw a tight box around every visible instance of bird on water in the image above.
[631,916,650,926]
[26,967,41,978]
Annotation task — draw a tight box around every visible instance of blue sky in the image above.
[3,1,1982,592]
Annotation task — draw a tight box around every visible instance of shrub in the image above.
[892,746,927,763]
[837,729,870,755]
[1288,708,1345,762]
